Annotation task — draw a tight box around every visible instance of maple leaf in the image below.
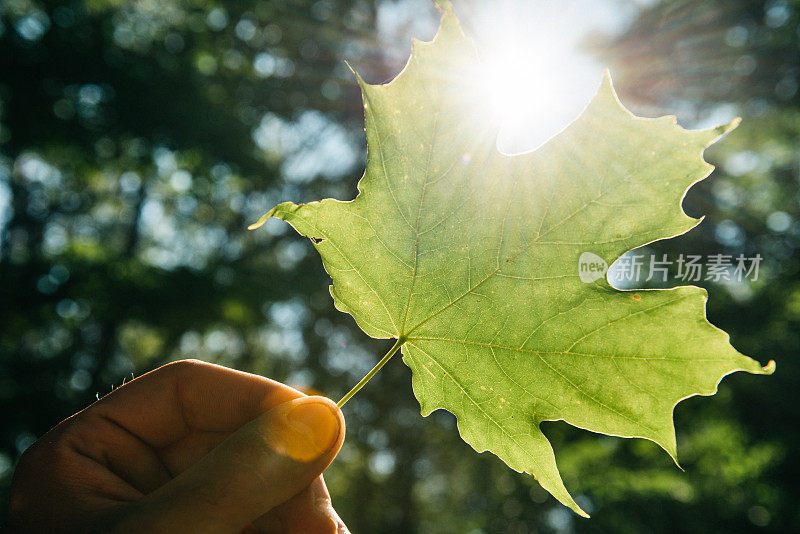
[250,2,774,515]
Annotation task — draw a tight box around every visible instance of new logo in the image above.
[578,252,608,283]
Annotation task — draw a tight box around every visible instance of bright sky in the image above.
[377,0,648,154]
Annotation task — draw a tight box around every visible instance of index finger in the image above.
[90,359,306,449]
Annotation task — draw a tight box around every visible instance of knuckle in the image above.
[159,358,209,377]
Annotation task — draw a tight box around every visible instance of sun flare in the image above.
[464,4,608,155]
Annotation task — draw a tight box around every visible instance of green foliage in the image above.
[2,0,796,531]
[253,6,774,514]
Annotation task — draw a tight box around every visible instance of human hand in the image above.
[8,360,348,534]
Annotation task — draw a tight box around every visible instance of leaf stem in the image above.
[337,338,404,408]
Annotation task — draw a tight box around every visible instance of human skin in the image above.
[7,359,349,534]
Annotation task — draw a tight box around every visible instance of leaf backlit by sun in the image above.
[251,2,774,515]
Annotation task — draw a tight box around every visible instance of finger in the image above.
[65,411,173,494]
[92,360,305,450]
[111,396,345,534]
[251,476,350,534]
[68,360,307,494]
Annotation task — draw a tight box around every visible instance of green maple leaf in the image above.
[250,3,774,516]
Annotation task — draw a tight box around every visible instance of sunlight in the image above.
[464,1,618,155]
[479,43,587,154]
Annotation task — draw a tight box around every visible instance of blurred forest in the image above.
[0,0,797,532]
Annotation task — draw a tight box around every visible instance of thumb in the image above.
[112,396,345,534]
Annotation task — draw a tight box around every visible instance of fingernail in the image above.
[311,480,350,534]
[314,499,350,534]
[280,400,340,460]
